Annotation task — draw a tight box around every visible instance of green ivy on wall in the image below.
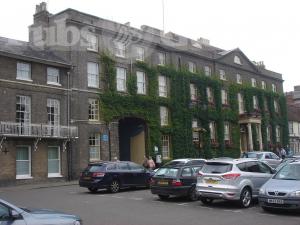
[99,53,289,160]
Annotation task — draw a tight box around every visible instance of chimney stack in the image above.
[34,2,50,25]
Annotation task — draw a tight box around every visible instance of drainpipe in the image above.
[67,70,71,181]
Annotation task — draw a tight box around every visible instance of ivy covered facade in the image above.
[100,53,288,162]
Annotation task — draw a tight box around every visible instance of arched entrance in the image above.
[118,117,147,164]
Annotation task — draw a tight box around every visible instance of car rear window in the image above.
[163,161,186,166]
[85,165,105,172]
[155,168,179,178]
[202,163,233,174]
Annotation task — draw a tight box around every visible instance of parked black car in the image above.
[150,159,206,201]
[79,161,154,193]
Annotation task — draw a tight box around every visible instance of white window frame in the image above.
[219,69,226,80]
[234,55,242,65]
[161,135,170,159]
[289,122,293,135]
[272,84,277,92]
[204,66,211,76]
[17,62,32,81]
[236,74,242,84]
[16,95,31,135]
[48,146,62,177]
[206,87,214,104]
[224,122,230,141]
[47,99,60,136]
[209,121,217,142]
[251,78,257,87]
[238,93,245,114]
[188,61,196,73]
[47,67,60,85]
[261,81,266,90]
[221,89,228,105]
[114,42,126,58]
[158,75,168,97]
[136,46,145,61]
[116,67,127,92]
[89,134,101,162]
[274,100,279,113]
[136,71,146,95]
[88,99,99,121]
[253,96,259,110]
[160,106,169,126]
[276,126,281,142]
[158,52,166,66]
[87,62,99,88]
[16,146,32,179]
[190,83,198,101]
[86,33,98,52]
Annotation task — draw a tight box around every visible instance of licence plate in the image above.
[205,179,219,184]
[267,199,284,204]
[83,177,91,180]
[158,180,168,185]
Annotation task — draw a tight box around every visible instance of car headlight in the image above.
[74,220,82,225]
[259,188,266,195]
[290,191,300,197]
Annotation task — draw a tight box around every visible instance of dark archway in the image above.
[118,117,147,163]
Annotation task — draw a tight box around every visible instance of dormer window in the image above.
[234,56,242,65]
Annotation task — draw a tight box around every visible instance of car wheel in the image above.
[239,187,252,208]
[188,187,198,201]
[88,187,98,193]
[158,195,169,200]
[200,197,213,205]
[109,180,120,193]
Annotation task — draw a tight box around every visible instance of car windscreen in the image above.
[85,165,105,172]
[201,163,233,174]
[155,168,179,178]
[245,152,258,158]
[274,164,300,180]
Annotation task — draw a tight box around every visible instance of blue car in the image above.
[0,198,82,225]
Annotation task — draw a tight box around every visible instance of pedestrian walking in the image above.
[147,156,156,170]
[280,147,287,159]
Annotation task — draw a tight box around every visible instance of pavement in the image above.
[0,184,299,225]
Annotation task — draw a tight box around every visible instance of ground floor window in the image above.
[89,134,101,162]
[48,146,61,177]
[161,135,170,159]
[16,146,31,179]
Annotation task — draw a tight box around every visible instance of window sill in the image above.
[16,78,33,82]
[16,175,33,180]
[47,82,61,86]
[87,86,101,90]
[48,174,63,178]
[87,48,98,53]
[115,55,126,59]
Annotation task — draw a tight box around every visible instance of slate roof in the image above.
[0,36,70,67]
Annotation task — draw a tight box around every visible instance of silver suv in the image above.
[196,158,275,208]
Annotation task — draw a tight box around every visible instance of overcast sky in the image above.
[0,0,299,91]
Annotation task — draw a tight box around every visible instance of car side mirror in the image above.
[11,210,22,220]
[271,168,277,174]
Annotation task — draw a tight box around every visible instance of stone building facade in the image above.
[0,3,288,184]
